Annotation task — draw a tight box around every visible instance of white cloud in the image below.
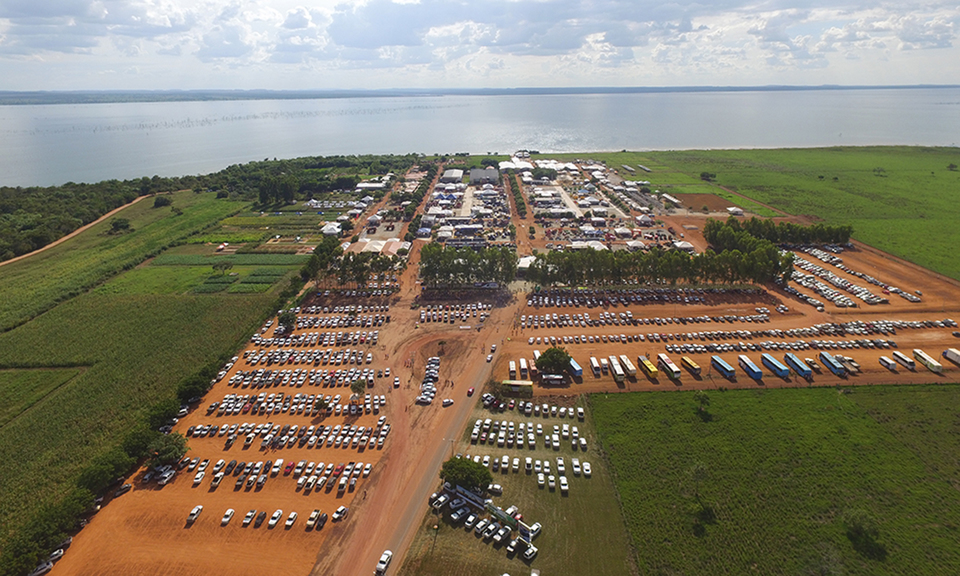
[0,0,957,88]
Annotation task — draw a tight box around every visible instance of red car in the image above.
[284,461,295,474]
[467,387,475,396]
[333,463,345,477]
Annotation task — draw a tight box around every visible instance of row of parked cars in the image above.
[430,492,541,560]
[186,504,348,528]
[416,356,441,404]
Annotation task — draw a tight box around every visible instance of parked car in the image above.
[333,506,348,521]
[375,550,393,574]
[187,505,203,523]
[221,508,235,526]
[268,509,283,528]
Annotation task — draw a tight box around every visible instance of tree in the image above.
[949,163,958,172]
[278,311,296,333]
[76,449,135,494]
[440,456,492,492]
[146,433,188,466]
[536,346,571,375]
[109,218,131,234]
[350,379,366,397]
[153,195,172,208]
[694,390,710,413]
[842,508,886,559]
[700,172,716,182]
[212,261,233,275]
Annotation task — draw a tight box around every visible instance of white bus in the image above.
[608,356,625,383]
[509,361,517,379]
[892,350,914,370]
[913,349,943,373]
[656,353,682,380]
[590,357,601,377]
[519,358,528,378]
[619,355,637,376]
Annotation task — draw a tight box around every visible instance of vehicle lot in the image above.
[397,398,634,576]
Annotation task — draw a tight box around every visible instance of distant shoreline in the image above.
[1,84,959,106]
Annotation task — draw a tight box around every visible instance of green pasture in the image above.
[93,265,296,296]
[0,190,244,332]
[591,385,960,576]
[399,400,634,576]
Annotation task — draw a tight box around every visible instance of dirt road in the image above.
[0,194,148,269]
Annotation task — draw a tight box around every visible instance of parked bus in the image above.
[818,351,847,377]
[509,361,517,379]
[711,356,736,379]
[529,361,538,377]
[913,349,943,373]
[637,355,659,378]
[879,356,897,371]
[590,357,601,377]
[681,356,701,376]
[783,353,812,380]
[600,358,609,374]
[761,353,790,378]
[656,353,682,380]
[738,355,762,380]
[519,358,528,378]
[619,355,637,376]
[608,356,625,383]
[892,350,915,370]
[569,358,583,377]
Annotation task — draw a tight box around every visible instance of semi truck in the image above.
[738,355,763,380]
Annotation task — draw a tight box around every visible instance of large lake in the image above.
[1,88,959,187]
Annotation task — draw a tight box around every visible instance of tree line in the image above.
[419,244,518,288]
[525,245,794,287]
[704,216,853,247]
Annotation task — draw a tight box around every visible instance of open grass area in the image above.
[0,290,276,549]
[591,385,960,576]
[0,368,84,429]
[0,190,245,332]
[639,147,960,279]
[399,400,635,576]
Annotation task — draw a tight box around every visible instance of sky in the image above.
[0,0,958,90]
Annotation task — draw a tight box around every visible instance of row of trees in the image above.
[526,245,794,287]
[392,164,438,220]
[504,173,526,218]
[704,216,853,247]
[419,244,518,288]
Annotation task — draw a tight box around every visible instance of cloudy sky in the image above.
[0,0,958,90]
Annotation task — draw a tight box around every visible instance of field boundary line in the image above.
[0,195,149,269]
[0,365,90,431]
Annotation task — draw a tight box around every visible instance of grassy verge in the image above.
[399,399,635,576]
[591,385,960,575]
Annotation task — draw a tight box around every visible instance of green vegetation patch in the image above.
[0,290,274,549]
[591,386,960,576]
[0,190,243,332]
[185,231,269,244]
[150,253,309,266]
[0,368,84,429]
[93,266,222,295]
[641,147,960,279]
[227,283,272,293]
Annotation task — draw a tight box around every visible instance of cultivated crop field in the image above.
[399,399,635,576]
[0,190,245,332]
[591,385,960,576]
[0,368,84,428]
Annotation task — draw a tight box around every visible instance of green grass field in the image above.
[399,400,635,576]
[0,368,84,429]
[0,191,301,553]
[591,385,960,576]
[0,190,245,332]
[552,147,960,279]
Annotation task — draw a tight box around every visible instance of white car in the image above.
[583,462,592,477]
[333,505,348,521]
[187,505,203,523]
[559,476,569,492]
[375,550,393,574]
[285,511,298,528]
[268,509,283,528]
[523,544,539,560]
[486,354,493,362]
[548,475,556,489]
[442,399,454,407]
[221,508,235,525]
[537,473,545,488]
[193,471,205,485]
